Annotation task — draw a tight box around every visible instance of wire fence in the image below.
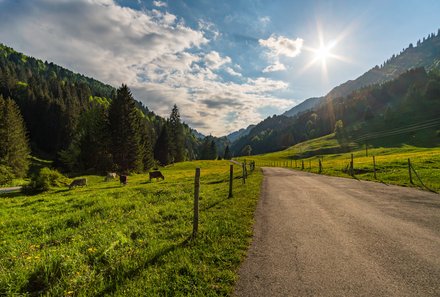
[252,153,440,193]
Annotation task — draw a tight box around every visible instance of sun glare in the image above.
[314,44,332,62]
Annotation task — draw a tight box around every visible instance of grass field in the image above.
[239,133,440,193]
[0,160,262,296]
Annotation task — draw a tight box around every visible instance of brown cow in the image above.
[149,171,165,181]
[69,178,87,189]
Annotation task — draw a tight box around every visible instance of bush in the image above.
[0,165,14,186]
[24,167,70,193]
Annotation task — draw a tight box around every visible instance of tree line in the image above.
[0,43,232,183]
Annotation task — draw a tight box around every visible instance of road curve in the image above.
[234,167,440,297]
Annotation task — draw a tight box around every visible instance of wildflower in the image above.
[87,247,97,253]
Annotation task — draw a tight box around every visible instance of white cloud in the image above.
[259,16,271,26]
[153,1,167,8]
[203,51,231,70]
[225,67,242,77]
[262,61,286,73]
[259,34,303,73]
[0,0,293,135]
[198,20,220,40]
[259,34,303,58]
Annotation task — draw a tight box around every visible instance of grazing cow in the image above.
[105,172,117,182]
[149,171,165,181]
[69,178,87,189]
[120,175,127,185]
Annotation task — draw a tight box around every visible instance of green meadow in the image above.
[241,133,440,193]
[0,161,262,296]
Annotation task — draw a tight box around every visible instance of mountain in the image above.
[283,97,323,117]
[282,30,440,118]
[231,30,440,156]
[226,124,255,142]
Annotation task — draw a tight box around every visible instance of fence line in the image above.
[192,160,256,239]
[250,154,439,193]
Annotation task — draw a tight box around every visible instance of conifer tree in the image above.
[209,140,217,160]
[0,95,30,177]
[154,122,171,165]
[108,85,143,173]
[140,119,155,170]
[223,145,232,160]
[169,104,185,162]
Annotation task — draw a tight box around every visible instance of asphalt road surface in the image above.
[234,167,440,297]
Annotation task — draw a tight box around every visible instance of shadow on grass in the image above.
[98,236,192,296]
[0,191,24,198]
[53,189,70,194]
[201,196,231,211]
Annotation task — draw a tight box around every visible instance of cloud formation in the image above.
[0,0,293,135]
[153,1,167,8]
[259,34,304,72]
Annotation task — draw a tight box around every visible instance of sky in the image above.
[0,0,439,136]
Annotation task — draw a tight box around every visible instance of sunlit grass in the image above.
[239,134,440,192]
[0,160,262,296]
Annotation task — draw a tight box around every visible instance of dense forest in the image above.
[0,43,222,182]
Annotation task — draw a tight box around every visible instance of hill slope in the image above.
[283,30,440,118]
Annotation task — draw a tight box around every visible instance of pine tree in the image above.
[154,123,171,165]
[209,140,217,160]
[223,145,232,160]
[0,95,30,177]
[169,104,185,162]
[108,85,143,173]
[77,104,112,172]
[140,119,155,170]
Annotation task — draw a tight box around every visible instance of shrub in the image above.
[0,165,14,186]
[24,167,70,193]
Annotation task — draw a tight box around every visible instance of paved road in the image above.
[234,167,440,297]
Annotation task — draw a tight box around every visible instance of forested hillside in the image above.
[232,31,440,155]
[282,30,440,118]
[232,67,440,155]
[0,43,203,177]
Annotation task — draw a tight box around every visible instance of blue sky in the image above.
[0,0,439,135]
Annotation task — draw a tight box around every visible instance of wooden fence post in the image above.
[365,142,368,157]
[319,159,322,174]
[373,156,377,179]
[408,158,413,184]
[350,154,354,176]
[301,160,304,170]
[229,164,233,198]
[192,168,200,238]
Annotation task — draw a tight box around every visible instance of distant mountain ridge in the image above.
[226,124,255,142]
[283,97,322,117]
[282,30,440,118]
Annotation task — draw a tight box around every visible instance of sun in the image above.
[314,45,332,63]
[312,40,337,64]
